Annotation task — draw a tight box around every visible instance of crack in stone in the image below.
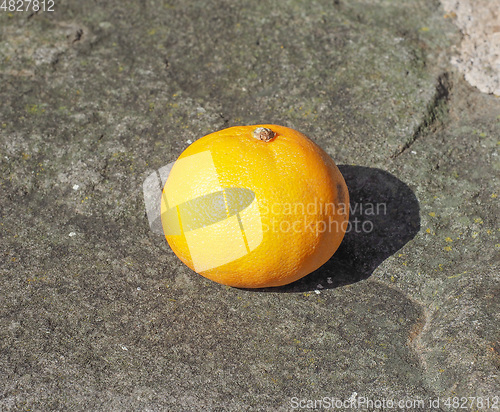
[367,279,430,371]
[391,72,452,158]
[88,156,109,193]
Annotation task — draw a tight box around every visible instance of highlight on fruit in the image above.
[161,150,263,273]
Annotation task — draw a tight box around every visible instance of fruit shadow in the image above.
[245,165,420,293]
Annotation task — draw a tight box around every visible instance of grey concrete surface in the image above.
[0,0,498,411]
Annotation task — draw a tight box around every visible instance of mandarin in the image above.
[160,125,349,288]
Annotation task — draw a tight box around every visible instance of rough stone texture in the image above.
[440,0,500,96]
[0,0,498,411]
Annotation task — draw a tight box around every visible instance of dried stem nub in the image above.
[252,127,276,142]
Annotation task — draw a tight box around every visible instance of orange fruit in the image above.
[160,124,349,288]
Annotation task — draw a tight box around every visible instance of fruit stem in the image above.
[252,127,276,142]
